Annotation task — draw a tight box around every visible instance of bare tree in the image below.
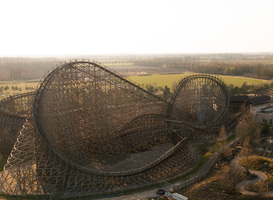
[217,125,227,142]
[236,111,261,146]
[220,166,246,194]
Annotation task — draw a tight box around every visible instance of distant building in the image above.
[249,95,271,106]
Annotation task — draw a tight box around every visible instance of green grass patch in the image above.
[228,130,237,142]
[239,156,273,172]
[205,130,236,156]
[220,75,269,86]
[127,73,270,91]
[0,79,38,99]
[128,74,185,91]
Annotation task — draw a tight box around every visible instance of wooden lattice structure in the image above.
[1,60,254,199]
[0,61,201,199]
[169,74,229,125]
[167,74,230,143]
[0,92,35,152]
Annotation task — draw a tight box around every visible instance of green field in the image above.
[0,74,270,100]
[127,73,270,91]
[0,80,39,99]
[103,62,133,66]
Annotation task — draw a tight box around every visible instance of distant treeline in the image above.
[146,81,273,98]
[0,58,61,81]
[1,56,273,81]
[228,81,273,96]
[133,57,273,80]
[190,62,273,80]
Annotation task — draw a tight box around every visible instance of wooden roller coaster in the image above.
[0,60,252,199]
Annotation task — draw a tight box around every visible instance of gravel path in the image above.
[232,156,273,196]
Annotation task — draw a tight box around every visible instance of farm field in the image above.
[0,79,39,100]
[127,73,270,91]
[0,73,270,100]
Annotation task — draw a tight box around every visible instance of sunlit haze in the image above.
[1,0,273,56]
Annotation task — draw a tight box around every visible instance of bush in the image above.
[11,86,18,90]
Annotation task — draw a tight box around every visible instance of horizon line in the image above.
[1,52,273,58]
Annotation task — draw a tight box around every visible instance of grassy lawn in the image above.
[0,79,39,99]
[127,73,270,91]
[128,74,186,91]
[0,74,269,99]
[239,155,273,171]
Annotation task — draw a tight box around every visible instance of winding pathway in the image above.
[231,156,273,196]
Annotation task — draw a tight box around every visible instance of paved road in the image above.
[99,185,173,200]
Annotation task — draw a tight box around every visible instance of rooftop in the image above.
[250,95,271,105]
[230,95,249,102]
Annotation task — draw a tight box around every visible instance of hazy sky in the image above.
[1,0,273,56]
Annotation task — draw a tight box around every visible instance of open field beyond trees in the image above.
[128,73,271,91]
[0,79,39,99]
[0,73,271,100]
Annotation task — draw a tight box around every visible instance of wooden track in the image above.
[1,60,258,199]
[0,61,199,199]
